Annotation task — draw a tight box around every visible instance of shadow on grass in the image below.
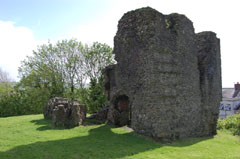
[30,118,66,131]
[30,118,106,131]
[1,119,213,159]
[0,125,160,159]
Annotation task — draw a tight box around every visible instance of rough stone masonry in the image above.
[44,97,87,127]
[104,7,222,140]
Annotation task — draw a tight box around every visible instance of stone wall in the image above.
[104,7,222,140]
[197,32,222,135]
[43,97,87,127]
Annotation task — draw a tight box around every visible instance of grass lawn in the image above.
[0,114,240,159]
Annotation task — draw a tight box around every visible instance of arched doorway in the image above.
[114,95,131,126]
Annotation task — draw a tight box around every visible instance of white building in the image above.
[220,83,240,119]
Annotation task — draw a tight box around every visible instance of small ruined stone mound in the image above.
[44,97,71,119]
[104,7,222,140]
[87,106,109,121]
[43,97,87,127]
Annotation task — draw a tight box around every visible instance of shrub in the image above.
[217,114,240,135]
[0,83,50,117]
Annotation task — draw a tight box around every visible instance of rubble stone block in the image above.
[44,97,87,127]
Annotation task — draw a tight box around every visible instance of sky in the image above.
[0,0,239,87]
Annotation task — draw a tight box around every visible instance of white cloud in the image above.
[0,21,40,81]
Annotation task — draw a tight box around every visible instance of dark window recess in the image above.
[115,95,129,112]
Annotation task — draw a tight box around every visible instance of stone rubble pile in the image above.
[44,97,87,127]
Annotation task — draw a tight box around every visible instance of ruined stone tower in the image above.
[104,7,221,140]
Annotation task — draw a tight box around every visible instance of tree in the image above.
[19,42,65,98]
[85,42,115,80]
[86,76,107,113]
[55,39,87,101]
[18,39,114,103]
[82,42,114,112]
[0,67,14,97]
[0,67,12,83]
[1,40,114,117]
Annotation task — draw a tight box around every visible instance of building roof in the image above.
[222,88,234,98]
[222,88,240,101]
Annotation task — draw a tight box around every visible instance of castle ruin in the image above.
[104,7,222,140]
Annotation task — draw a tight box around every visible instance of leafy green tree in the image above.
[86,76,107,113]
[0,82,13,97]
[18,39,114,110]
[85,42,115,80]
[0,67,13,97]
[55,39,87,101]
[82,42,114,112]
[19,42,65,98]
[0,68,22,117]
[1,40,114,117]
[18,39,87,100]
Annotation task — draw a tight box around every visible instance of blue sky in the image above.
[0,0,111,40]
[0,0,240,87]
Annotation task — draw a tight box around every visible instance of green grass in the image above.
[0,114,240,159]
